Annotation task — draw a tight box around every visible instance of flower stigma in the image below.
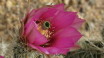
[36,21,53,39]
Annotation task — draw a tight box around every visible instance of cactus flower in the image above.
[21,4,85,55]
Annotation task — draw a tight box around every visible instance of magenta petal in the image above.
[46,47,69,55]
[22,9,37,25]
[28,9,37,18]
[40,8,60,21]
[29,44,50,54]
[0,56,4,58]
[28,27,82,54]
[29,44,69,55]
[28,30,48,45]
[53,4,64,10]
[51,12,77,31]
[26,22,48,45]
[51,27,82,48]
[71,18,85,29]
[25,7,49,26]
[40,4,65,21]
[24,21,37,36]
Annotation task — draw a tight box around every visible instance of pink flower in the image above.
[0,56,4,58]
[21,4,85,55]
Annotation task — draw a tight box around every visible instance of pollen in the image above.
[36,21,53,39]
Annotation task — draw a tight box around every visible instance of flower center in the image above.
[43,21,50,30]
[36,21,52,39]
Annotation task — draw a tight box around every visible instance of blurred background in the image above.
[0,0,104,58]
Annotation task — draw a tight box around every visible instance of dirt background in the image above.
[0,0,104,58]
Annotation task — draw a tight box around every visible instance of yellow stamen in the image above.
[37,21,53,39]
